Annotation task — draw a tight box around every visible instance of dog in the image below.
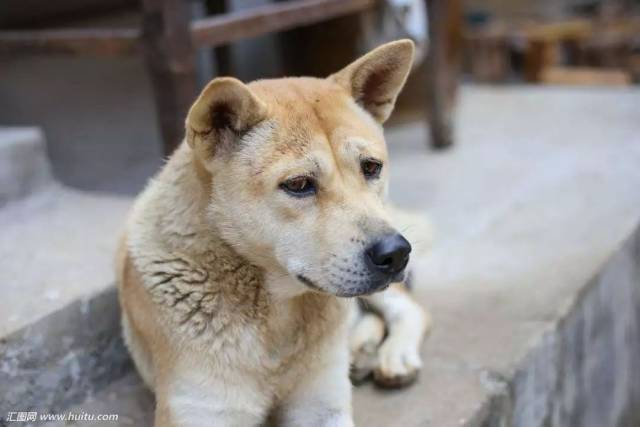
[117,39,431,427]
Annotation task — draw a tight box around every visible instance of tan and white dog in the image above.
[117,39,432,427]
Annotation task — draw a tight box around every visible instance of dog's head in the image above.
[186,40,414,297]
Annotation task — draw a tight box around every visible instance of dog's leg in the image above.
[121,311,156,390]
[154,368,269,427]
[349,307,385,384]
[279,344,354,427]
[362,283,432,388]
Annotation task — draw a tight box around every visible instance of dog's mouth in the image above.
[296,274,324,292]
[295,273,399,298]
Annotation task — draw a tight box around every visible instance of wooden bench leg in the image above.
[141,0,198,156]
[425,0,461,150]
[207,0,235,76]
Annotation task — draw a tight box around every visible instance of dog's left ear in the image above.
[185,77,268,160]
[330,39,414,123]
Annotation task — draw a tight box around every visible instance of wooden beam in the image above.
[0,28,138,56]
[191,0,375,48]
[0,0,375,56]
[519,19,593,43]
[540,67,631,86]
[0,0,135,28]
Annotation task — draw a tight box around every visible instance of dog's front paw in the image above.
[373,337,422,388]
[350,341,378,384]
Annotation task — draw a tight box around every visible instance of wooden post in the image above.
[523,39,558,82]
[140,0,198,156]
[466,27,510,83]
[425,0,461,150]
[206,0,235,76]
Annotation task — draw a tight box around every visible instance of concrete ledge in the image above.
[32,222,640,427]
[0,129,132,419]
[0,129,132,337]
[0,287,131,417]
[0,187,131,336]
[495,223,640,426]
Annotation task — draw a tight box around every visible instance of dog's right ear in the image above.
[185,77,267,159]
[330,39,414,123]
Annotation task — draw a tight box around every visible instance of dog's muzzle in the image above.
[362,232,411,293]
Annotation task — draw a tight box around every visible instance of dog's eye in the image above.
[361,159,382,180]
[280,176,317,197]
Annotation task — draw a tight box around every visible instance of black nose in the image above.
[365,233,412,275]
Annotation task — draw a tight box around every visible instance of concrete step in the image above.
[39,224,640,427]
[2,87,640,426]
[0,128,132,416]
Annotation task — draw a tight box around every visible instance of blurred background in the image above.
[1,0,639,194]
[1,1,640,426]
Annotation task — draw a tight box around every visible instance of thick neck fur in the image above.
[131,144,216,256]
[127,144,346,348]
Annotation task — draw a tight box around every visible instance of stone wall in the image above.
[484,224,640,427]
